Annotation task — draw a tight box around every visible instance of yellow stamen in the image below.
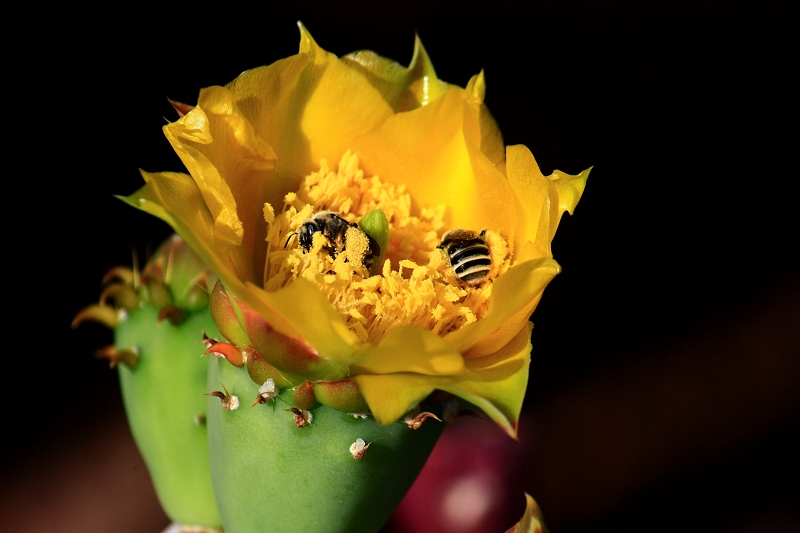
[262,151,511,344]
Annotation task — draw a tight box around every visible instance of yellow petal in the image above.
[353,326,464,376]
[224,24,394,210]
[128,27,591,432]
[163,87,276,286]
[123,172,297,341]
[353,372,436,426]
[355,322,532,435]
[353,89,514,234]
[444,256,558,357]
[506,144,590,263]
[122,171,246,290]
[440,322,533,438]
[243,279,362,366]
[342,34,450,112]
[464,70,505,165]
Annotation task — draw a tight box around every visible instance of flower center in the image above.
[262,151,510,344]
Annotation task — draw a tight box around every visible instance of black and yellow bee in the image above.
[438,229,491,286]
[294,211,353,254]
[287,211,378,270]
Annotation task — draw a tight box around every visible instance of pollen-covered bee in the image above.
[287,211,379,270]
[438,229,492,286]
[294,211,353,254]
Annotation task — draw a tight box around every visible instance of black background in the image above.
[4,1,798,532]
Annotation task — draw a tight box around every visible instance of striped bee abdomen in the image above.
[439,229,492,286]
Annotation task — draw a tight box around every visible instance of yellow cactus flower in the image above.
[125,23,589,437]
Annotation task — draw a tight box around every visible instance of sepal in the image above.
[210,281,349,383]
[312,379,370,414]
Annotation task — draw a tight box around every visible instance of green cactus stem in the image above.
[116,303,222,527]
[207,355,444,533]
[75,235,223,529]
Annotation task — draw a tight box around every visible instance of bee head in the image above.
[298,221,318,252]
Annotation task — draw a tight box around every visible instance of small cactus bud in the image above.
[291,381,316,411]
[312,379,369,414]
[244,349,292,388]
[143,278,173,308]
[238,299,344,382]
[358,208,389,275]
[209,282,251,347]
[204,341,245,368]
[183,281,211,312]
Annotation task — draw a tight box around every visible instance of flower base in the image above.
[207,356,444,533]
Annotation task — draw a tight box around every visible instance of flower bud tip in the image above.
[167,98,195,118]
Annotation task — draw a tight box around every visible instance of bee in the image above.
[438,229,491,286]
[286,211,378,270]
[293,211,353,254]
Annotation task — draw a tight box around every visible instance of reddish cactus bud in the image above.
[204,342,245,368]
[238,299,347,382]
[211,282,348,382]
[201,331,219,348]
[245,349,292,388]
[312,380,370,414]
[291,381,316,411]
[209,282,251,347]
